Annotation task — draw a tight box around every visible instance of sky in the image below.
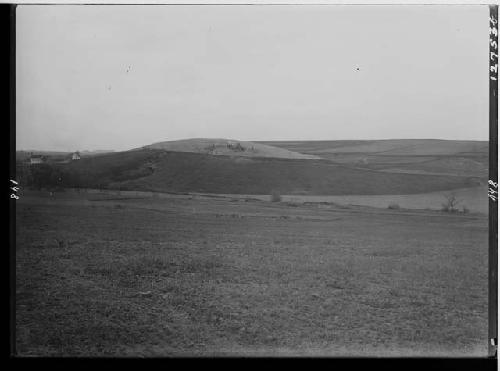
[16,5,490,152]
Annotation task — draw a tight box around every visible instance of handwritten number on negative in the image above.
[489,180,498,202]
[10,179,19,200]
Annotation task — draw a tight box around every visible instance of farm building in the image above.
[29,154,45,165]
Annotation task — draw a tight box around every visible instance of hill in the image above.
[16,149,115,163]
[59,148,481,195]
[258,139,489,178]
[258,139,488,156]
[142,138,320,160]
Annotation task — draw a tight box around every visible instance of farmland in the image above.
[16,139,488,198]
[258,139,489,178]
[15,139,490,356]
[15,190,488,356]
[28,148,482,196]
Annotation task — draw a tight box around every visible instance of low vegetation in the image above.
[259,139,488,178]
[17,148,481,196]
[441,193,461,213]
[270,191,282,202]
[14,138,489,356]
[143,138,320,159]
[16,192,488,356]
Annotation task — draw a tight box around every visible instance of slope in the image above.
[62,149,481,196]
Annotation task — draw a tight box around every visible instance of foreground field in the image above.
[16,191,488,356]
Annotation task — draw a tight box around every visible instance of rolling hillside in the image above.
[258,139,488,156]
[259,139,489,178]
[61,148,481,196]
[143,138,320,159]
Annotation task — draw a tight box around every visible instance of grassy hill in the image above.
[258,139,489,178]
[143,138,319,159]
[258,139,488,156]
[60,148,481,195]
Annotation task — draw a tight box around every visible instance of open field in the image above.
[33,184,487,214]
[16,191,488,356]
[53,149,481,195]
[259,140,489,178]
[191,186,487,214]
[17,140,487,197]
[259,139,488,156]
[144,138,320,159]
[281,186,488,214]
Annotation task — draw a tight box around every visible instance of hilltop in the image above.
[142,138,320,160]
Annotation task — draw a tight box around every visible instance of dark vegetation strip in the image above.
[17,149,481,196]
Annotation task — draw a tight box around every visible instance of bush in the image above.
[462,206,469,214]
[270,191,282,202]
[441,205,458,213]
[388,203,400,210]
[441,193,460,213]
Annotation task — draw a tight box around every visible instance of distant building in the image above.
[71,152,81,161]
[29,154,45,165]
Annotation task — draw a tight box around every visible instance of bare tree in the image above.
[442,193,461,212]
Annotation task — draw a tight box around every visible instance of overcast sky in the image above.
[17,5,489,152]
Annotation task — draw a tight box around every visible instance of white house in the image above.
[71,152,81,161]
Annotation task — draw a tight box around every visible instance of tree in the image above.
[442,193,461,212]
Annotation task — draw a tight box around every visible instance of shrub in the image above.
[270,191,282,202]
[441,193,460,213]
[462,206,469,214]
[388,203,400,210]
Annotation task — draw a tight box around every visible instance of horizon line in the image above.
[16,137,490,153]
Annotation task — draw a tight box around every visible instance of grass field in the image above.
[144,138,320,159]
[58,149,481,196]
[259,140,489,178]
[281,186,488,214]
[15,191,488,356]
[17,140,487,196]
[191,186,488,214]
[258,139,488,156]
